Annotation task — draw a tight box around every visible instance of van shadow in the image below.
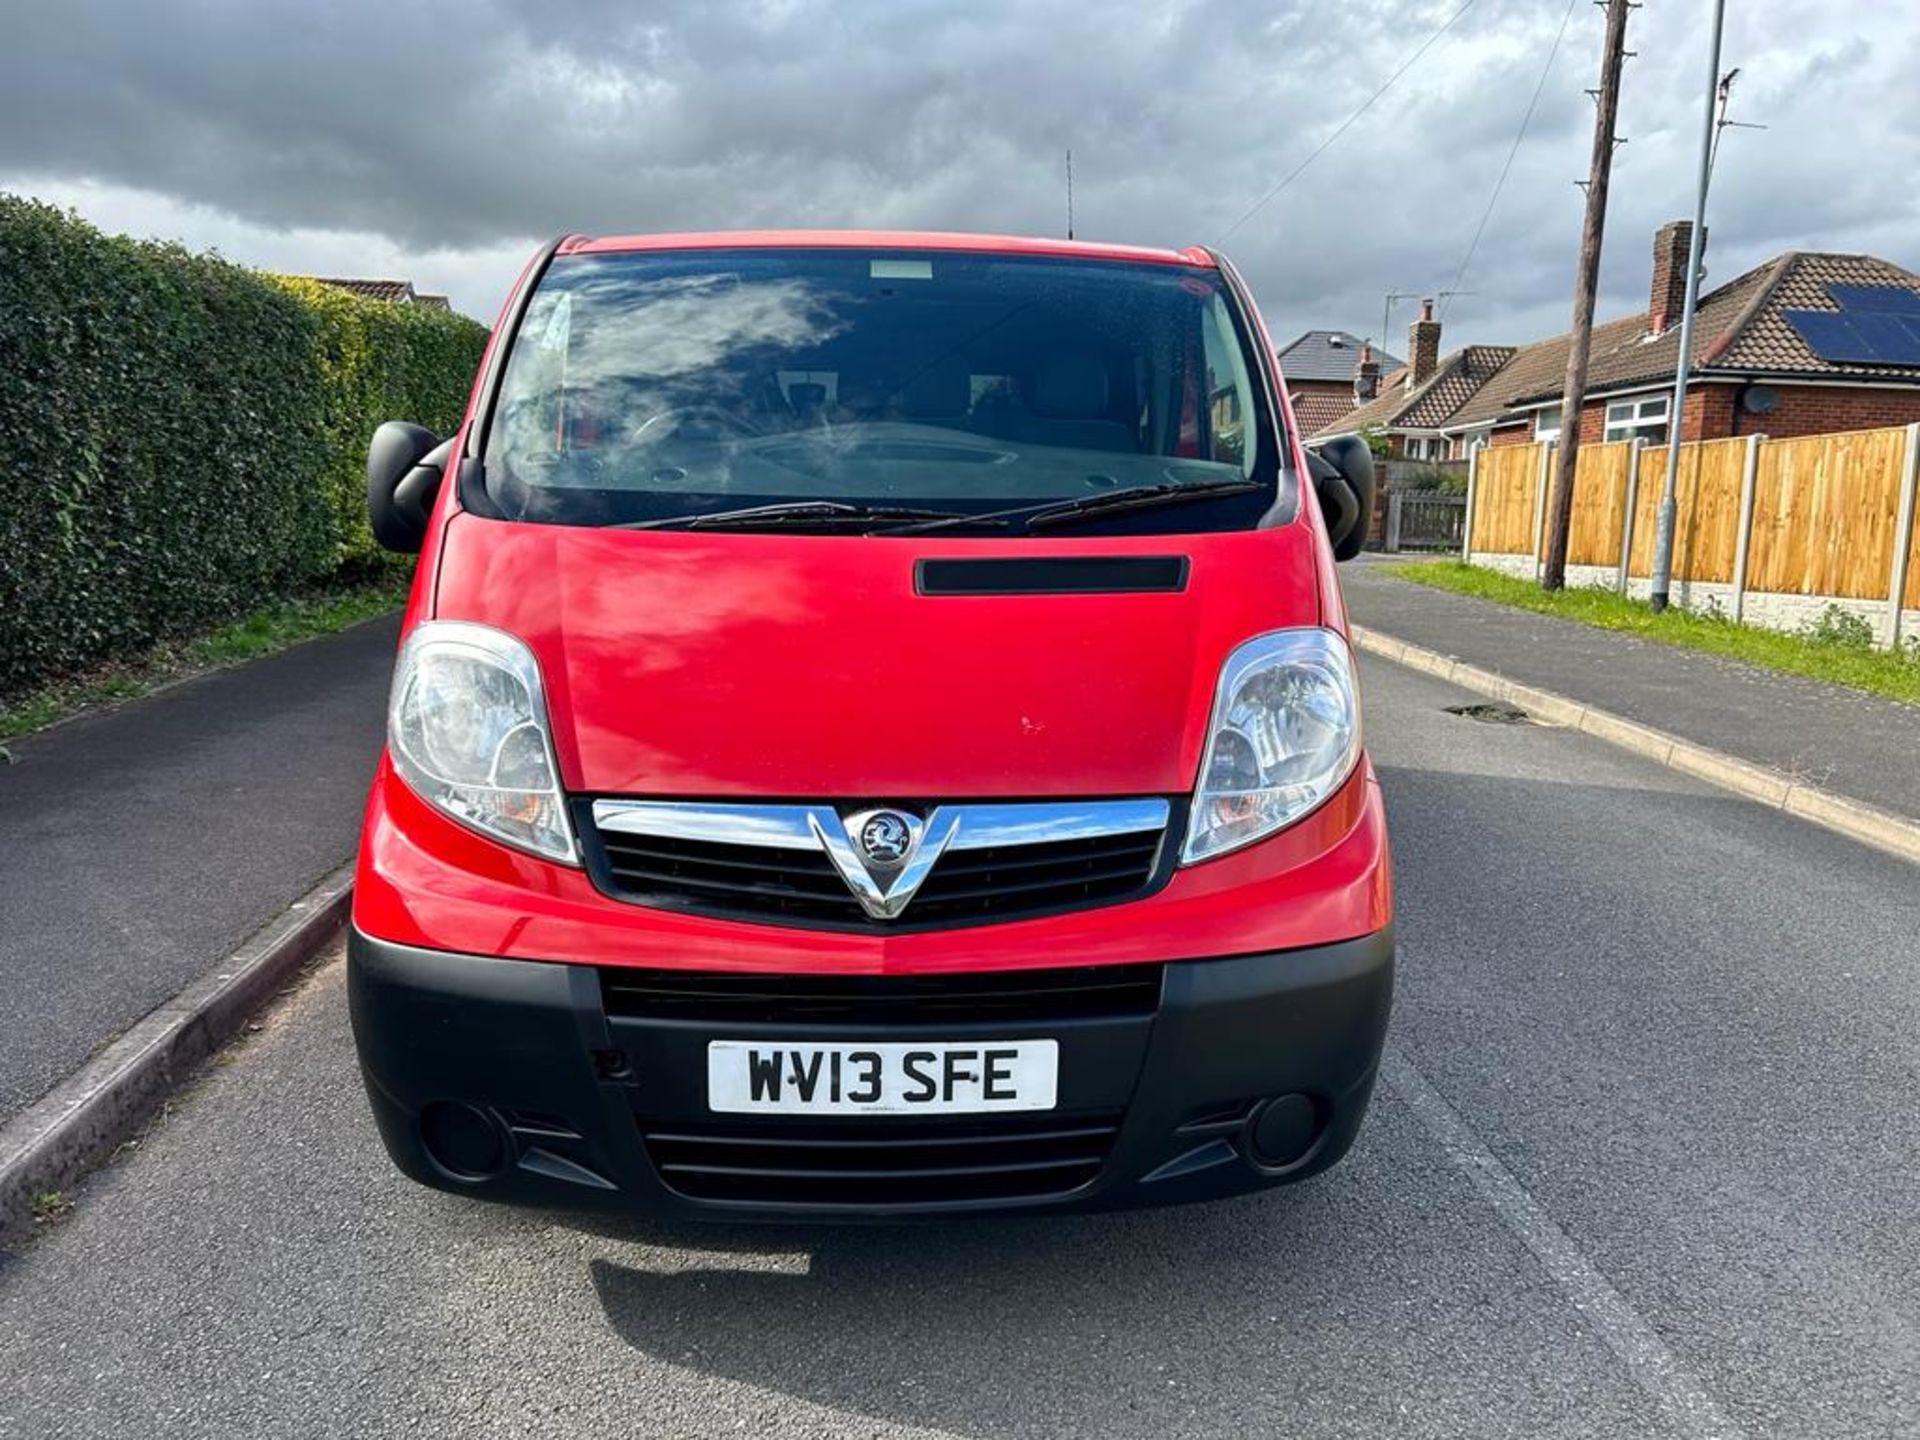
[557,1095,1575,1440]
[577,1193,1343,1438]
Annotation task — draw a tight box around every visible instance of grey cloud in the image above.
[2,0,1914,350]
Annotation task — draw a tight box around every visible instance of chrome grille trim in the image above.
[593,802,823,850]
[588,798,1171,923]
[590,798,1169,852]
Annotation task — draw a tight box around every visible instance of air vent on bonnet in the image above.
[915,556,1189,595]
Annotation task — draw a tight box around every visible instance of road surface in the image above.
[3,654,1917,1439]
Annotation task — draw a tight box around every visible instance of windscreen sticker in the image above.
[870,258,934,281]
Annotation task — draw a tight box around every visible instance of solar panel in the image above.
[1827,283,1920,316]
[1846,310,1920,365]
[1784,310,1880,364]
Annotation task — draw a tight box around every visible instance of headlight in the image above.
[387,621,577,863]
[1182,628,1361,864]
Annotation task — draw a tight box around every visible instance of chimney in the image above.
[1407,298,1440,388]
[1354,341,1380,401]
[1649,220,1702,335]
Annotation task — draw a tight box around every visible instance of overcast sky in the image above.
[4,0,1915,358]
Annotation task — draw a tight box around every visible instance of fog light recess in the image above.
[419,1101,509,1182]
[1247,1093,1322,1170]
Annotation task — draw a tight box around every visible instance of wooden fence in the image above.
[1462,422,1920,644]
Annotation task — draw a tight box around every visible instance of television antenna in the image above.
[1710,67,1764,179]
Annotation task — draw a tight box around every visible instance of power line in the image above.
[1218,0,1479,243]
[1440,0,1578,320]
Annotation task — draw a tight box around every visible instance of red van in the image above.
[351,231,1390,1218]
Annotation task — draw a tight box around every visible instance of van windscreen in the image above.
[480,248,1285,533]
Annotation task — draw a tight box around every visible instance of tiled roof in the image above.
[310,277,418,303]
[1447,250,1920,429]
[1309,345,1515,439]
[415,293,452,310]
[1313,383,1403,439]
[1441,313,1644,429]
[1290,388,1361,435]
[1276,330,1404,383]
[1457,262,1777,421]
[1399,345,1517,427]
[1708,251,1920,378]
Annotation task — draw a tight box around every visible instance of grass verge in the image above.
[1,574,409,743]
[1381,560,1920,706]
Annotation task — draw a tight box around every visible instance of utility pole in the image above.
[1649,0,1727,612]
[1541,0,1633,590]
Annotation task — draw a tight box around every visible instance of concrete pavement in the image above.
[1341,558,1920,824]
[6,656,1918,1438]
[0,614,400,1123]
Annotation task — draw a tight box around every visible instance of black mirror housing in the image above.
[1307,435,1377,562]
[367,421,449,554]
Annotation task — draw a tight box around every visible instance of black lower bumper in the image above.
[347,927,1393,1220]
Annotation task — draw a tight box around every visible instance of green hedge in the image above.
[271,275,484,568]
[0,195,487,693]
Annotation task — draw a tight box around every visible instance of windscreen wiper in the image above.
[879,478,1266,535]
[616,501,1003,532]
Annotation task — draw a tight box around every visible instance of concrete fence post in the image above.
[1618,438,1644,594]
[1386,491,1404,552]
[1888,421,1920,648]
[1462,446,1480,562]
[1531,441,1552,579]
[1730,432,1764,625]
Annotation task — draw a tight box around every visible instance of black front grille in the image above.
[908,831,1165,924]
[582,808,1171,930]
[601,961,1165,1025]
[593,828,860,923]
[643,1111,1123,1206]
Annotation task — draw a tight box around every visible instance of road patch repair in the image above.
[1353,624,1920,866]
[0,866,352,1240]
[1443,701,1533,725]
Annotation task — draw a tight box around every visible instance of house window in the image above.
[1534,405,1563,443]
[1603,395,1670,444]
[1405,436,1427,460]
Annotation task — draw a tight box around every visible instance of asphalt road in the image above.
[5,655,1919,1439]
[0,614,399,1121]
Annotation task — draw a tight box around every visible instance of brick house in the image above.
[1435,223,1920,451]
[1275,330,1404,437]
[1306,298,1514,462]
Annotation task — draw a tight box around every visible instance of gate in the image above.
[1383,490,1468,552]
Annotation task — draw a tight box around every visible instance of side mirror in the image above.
[367,422,450,554]
[1306,435,1376,562]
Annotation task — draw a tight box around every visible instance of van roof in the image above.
[558,230,1216,268]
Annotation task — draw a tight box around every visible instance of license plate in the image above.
[706,1040,1059,1115]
